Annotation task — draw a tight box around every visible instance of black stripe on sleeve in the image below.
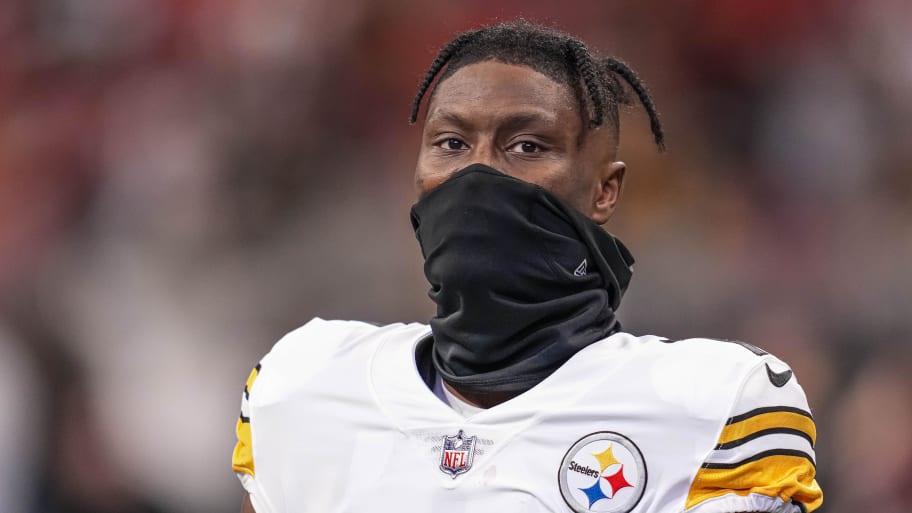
[726,405,814,425]
[701,449,816,470]
[714,427,815,450]
[243,363,262,400]
[239,412,250,423]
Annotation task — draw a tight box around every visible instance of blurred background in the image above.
[1,0,910,512]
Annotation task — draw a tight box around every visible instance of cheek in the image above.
[539,169,593,215]
[414,163,460,197]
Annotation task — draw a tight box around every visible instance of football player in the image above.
[233,20,822,513]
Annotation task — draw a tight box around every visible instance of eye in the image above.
[508,141,542,153]
[437,138,467,150]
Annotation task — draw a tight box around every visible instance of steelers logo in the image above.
[558,432,647,513]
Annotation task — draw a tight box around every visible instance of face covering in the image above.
[410,164,635,394]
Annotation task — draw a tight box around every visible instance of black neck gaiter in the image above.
[410,164,635,394]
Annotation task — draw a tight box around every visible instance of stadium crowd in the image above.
[0,1,910,512]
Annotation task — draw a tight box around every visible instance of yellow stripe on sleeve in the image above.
[232,364,260,477]
[717,407,816,447]
[233,418,255,476]
[686,453,822,511]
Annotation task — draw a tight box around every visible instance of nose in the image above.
[469,139,504,172]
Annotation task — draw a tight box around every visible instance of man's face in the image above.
[414,60,624,223]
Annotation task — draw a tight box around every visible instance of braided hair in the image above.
[409,20,665,151]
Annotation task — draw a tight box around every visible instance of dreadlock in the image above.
[409,20,665,151]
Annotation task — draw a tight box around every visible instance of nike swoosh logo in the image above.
[766,363,793,388]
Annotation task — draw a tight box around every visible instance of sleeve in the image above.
[684,356,823,513]
[232,363,276,513]
[229,318,382,513]
[232,363,259,477]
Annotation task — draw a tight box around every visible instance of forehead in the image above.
[425,60,579,126]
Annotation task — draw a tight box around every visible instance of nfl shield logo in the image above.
[439,430,477,478]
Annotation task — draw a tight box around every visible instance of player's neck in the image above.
[443,381,521,409]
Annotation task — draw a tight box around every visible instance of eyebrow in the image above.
[425,109,559,131]
[425,110,473,130]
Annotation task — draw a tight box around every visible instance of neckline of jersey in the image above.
[367,324,635,431]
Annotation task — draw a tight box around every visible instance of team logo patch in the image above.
[558,432,647,513]
[439,430,477,478]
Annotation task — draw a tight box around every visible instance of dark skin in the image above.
[240,60,761,513]
[239,60,624,513]
[414,60,625,409]
[415,60,625,222]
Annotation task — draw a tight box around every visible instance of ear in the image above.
[590,161,626,225]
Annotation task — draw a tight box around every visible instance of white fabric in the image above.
[236,318,816,513]
[698,351,817,473]
[703,432,815,466]
[684,492,802,513]
[238,473,276,513]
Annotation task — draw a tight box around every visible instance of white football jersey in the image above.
[233,318,822,513]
